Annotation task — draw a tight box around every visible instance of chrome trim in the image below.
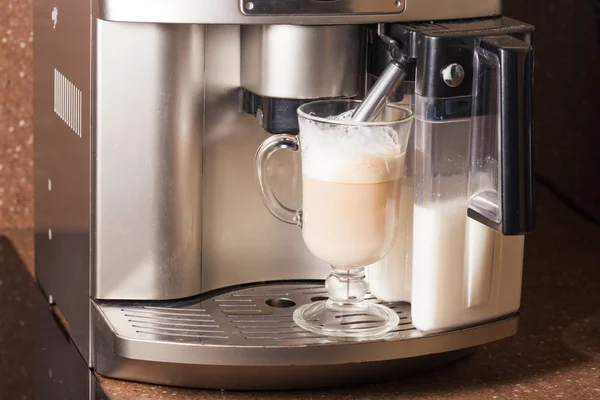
[240,0,406,16]
[241,25,362,99]
[95,0,502,24]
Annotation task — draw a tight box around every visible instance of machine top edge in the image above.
[95,0,502,24]
[400,17,534,37]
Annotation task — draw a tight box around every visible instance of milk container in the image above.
[408,37,534,332]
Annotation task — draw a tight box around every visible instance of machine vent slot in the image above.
[53,69,82,137]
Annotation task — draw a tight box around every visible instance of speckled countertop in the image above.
[0,0,33,229]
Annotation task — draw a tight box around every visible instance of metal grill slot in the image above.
[222,310,265,315]
[387,305,405,310]
[128,320,220,328]
[213,299,252,302]
[140,306,207,313]
[256,286,321,292]
[227,314,289,320]
[237,323,297,329]
[217,304,256,308]
[389,327,415,333]
[234,323,295,328]
[123,310,212,318]
[241,329,304,335]
[132,325,223,333]
[124,314,215,323]
[135,330,228,339]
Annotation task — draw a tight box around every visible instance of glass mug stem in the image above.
[327,267,368,305]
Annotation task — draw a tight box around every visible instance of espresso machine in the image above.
[33,0,534,390]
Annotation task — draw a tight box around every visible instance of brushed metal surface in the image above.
[201,26,328,292]
[34,0,92,364]
[95,0,502,24]
[241,25,362,99]
[94,336,475,390]
[93,282,518,388]
[93,21,204,300]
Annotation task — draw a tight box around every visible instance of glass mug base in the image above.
[293,300,400,339]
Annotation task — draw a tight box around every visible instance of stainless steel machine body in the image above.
[34,0,532,389]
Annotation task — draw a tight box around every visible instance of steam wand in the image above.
[351,34,412,123]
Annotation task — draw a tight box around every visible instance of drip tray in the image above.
[92,282,518,390]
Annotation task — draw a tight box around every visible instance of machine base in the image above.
[92,282,518,390]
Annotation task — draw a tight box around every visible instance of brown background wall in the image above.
[505,0,600,220]
[0,0,599,229]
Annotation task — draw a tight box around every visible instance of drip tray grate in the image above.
[97,283,415,346]
[93,282,518,369]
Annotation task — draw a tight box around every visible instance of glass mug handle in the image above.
[254,134,302,226]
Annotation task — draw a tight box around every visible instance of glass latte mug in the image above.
[255,99,413,338]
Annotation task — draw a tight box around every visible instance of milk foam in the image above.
[299,120,405,184]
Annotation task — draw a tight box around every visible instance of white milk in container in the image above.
[411,175,525,332]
